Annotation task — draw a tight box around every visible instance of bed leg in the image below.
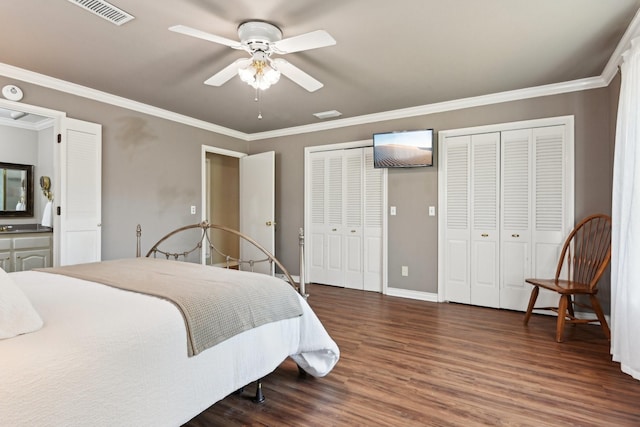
[253,378,265,404]
[297,364,307,378]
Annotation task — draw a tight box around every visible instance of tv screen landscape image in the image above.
[373,129,434,168]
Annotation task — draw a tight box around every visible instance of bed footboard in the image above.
[136,221,307,297]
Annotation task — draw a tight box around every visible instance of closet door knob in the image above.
[512,234,520,238]
[481,233,489,237]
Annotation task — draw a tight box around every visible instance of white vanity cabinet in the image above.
[0,232,52,272]
[0,238,11,271]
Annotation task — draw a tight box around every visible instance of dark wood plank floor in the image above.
[184,284,640,426]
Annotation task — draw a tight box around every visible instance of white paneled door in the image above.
[343,148,363,289]
[470,132,500,308]
[239,151,275,275]
[58,118,102,266]
[444,135,471,304]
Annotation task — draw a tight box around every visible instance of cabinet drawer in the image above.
[13,236,51,250]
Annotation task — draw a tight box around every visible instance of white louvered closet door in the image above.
[441,120,572,310]
[309,153,327,283]
[309,150,344,285]
[343,149,363,289]
[470,133,500,308]
[500,129,533,310]
[363,147,383,292]
[444,135,471,304]
[531,125,569,308]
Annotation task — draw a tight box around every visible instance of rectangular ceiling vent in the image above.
[68,0,135,26]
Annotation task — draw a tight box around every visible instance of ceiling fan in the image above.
[169,21,336,92]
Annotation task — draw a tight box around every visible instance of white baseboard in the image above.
[275,273,300,283]
[385,287,438,302]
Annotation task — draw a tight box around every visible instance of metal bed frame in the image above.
[134,220,309,403]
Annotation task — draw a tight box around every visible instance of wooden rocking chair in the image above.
[523,214,612,342]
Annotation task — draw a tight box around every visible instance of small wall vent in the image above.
[68,0,135,26]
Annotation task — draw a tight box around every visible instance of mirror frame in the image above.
[0,162,34,217]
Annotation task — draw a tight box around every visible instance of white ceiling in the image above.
[0,0,638,135]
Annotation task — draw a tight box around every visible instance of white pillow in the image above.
[0,268,43,339]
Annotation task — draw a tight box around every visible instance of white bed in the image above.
[0,267,339,426]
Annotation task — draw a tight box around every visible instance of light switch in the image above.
[429,206,436,216]
[390,206,397,216]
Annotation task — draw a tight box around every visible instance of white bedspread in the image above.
[0,270,339,427]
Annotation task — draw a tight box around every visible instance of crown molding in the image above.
[601,8,640,85]
[0,116,55,131]
[247,76,607,141]
[0,62,247,140]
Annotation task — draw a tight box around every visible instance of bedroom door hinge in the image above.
[57,133,62,143]
[57,206,61,215]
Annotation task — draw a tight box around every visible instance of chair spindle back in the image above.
[555,214,611,290]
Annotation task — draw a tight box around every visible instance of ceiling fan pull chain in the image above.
[256,88,263,120]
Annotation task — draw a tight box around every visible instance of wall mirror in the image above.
[0,162,34,217]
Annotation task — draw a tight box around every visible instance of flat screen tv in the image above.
[373,129,434,168]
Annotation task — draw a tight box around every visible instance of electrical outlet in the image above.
[401,266,408,277]
[190,205,196,215]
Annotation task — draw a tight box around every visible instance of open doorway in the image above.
[204,151,239,266]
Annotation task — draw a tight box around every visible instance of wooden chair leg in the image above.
[556,295,569,343]
[567,295,575,319]
[523,286,539,325]
[590,295,611,340]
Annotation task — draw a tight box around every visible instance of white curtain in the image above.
[611,36,640,381]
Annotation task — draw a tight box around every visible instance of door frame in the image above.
[200,145,247,264]
[303,139,389,294]
[0,98,65,266]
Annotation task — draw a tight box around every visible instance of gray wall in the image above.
[0,73,619,308]
[249,82,618,299]
[0,76,248,260]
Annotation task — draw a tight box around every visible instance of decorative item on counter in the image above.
[39,176,53,228]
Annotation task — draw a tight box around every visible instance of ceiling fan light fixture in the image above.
[238,53,281,90]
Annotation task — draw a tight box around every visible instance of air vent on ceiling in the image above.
[68,0,135,26]
[313,110,342,120]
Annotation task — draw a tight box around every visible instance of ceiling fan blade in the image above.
[204,58,251,86]
[274,30,336,54]
[273,58,323,92]
[169,25,242,49]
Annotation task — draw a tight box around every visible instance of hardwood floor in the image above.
[184,284,640,426]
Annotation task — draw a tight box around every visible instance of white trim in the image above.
[437,115,575,138]
[0,116,55,131]
[304,139,373,153]
[601,8,640,85]
[385,287,438,303]
[0,98,66,120]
